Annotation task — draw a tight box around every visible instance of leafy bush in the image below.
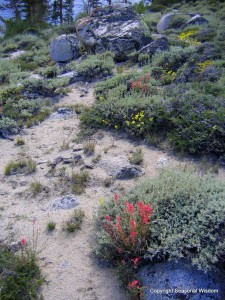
[63,209,85,233]
[0,117,18,135]
[76,53,114,79]
[71,171,90,194]
[0,60,21,85]
[148,4,166,12]
[22,77,69,97]
[95,166,225,272]
[82,78,225,158]
[168,14,189,29]
[0,242,43,299]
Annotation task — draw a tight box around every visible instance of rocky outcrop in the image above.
[50,34,79,63]
[99,156,144,179]
[157,13,208,33]
[43,195,80,211]
[182,14,208,28]
[75,4,152,61]
[139,37,169,56]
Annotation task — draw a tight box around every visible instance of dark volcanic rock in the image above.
[138,260,225,300]
[139,37,169,56]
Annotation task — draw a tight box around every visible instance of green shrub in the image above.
[76,54,114,79]
[148,4,166,12]
[37,65,60,78]
[47,221,56,232]
[71,171,90,194]
[133,1,150,14]
[15,137,25,146]
[0,243,43,299]
[63,208,85,233]
[143,12,162,31]
[0,60,21,85]
[95,166,225,272]
[30,182,43,196]
[0,117,18,134]
[4,158,36,176]
[4,19,33,38]
[168,14,190,29]
[128,149,144,165]
[83,141,95,156]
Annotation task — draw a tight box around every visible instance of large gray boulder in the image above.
[75,4,152,61]
[157,13,175,33]
[50,34,79,63]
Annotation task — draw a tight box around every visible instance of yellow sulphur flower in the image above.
[99,196,104,205]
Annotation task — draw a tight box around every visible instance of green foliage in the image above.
[15,137,25,146]
[133,1,150,14]
[128,149,144,165]
[4,158,36,176]
[148,4,167,12]
[0,60,21,85]
[37,65,60,78]
[30,182,43,196]
[168,14,190,29]
[142,12,162,31]
[0,244,43,299]
[63,208,85,233]
[71,171,90,194]
[76,53,114,79]
[47,221,56,232]
[4,19,34,38]
[95,166,225,272]
[0,117,18,134]
[83,141,95,156]
[82,73,225,158]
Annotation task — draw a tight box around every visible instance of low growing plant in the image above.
[4,158,36,176]
[0,239,44,299]
[63,208,85,233]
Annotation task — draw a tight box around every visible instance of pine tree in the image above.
[64,0,74,25]
[21,0,49,23]
[51,0,61,24]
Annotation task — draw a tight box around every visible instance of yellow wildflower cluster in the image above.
[178,29,201,46]
[124,111,145,130]
[99,96,105,102]
[197,60,212,72]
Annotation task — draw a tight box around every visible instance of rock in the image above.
[157,157,168,168]
[63,158,74,164]
[49,107,73,119]
[43,195,80,211]
[99,156,144,179]
[80,164,95,170]
[50,34,79,63]
[30,74,43,80]
[10,50,25,59]
[139,37,169,56]
[138,260,225,300]
[57,71,84,83]
[73,146,83,152]
[75,4,152,61]
[157,13,175,33]
[182,14,208,29]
